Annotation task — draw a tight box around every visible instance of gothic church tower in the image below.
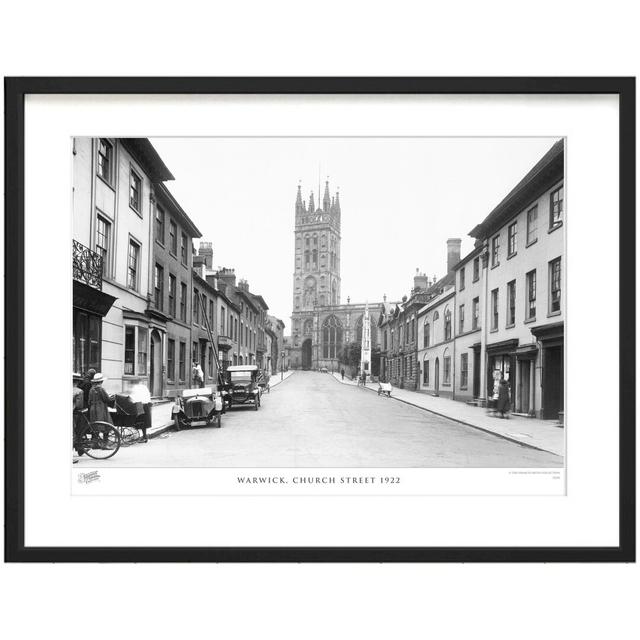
[291,180,342,367]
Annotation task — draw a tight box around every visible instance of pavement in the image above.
[78,370,563,468]
[332,373,564,456]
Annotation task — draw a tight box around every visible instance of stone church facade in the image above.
[288,180,385,371]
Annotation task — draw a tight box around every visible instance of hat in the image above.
[86,368,97,378]
[91,373,106,384]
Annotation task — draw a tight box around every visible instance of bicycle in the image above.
[73,409,121,460]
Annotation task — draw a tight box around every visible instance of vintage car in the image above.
[172,386,224,430]
[221,365,261,411]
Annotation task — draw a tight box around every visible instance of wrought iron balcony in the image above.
[73,240,103,290]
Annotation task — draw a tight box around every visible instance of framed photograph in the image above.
[4,77,635,562]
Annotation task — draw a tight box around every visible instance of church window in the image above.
[322,315,343,359]
[312,249,318,270]
[303,319,313,335]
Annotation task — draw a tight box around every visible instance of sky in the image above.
[150,137,560,333]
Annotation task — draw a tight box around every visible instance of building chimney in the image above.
[217,267,236,290]
[238,278,249,293]
[198,241,213,269]
[447,238,462,273]
[413,267,429,292]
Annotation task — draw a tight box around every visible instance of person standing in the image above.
[78,368,96,408]
[192,361,204,388]
[88,373,113,424]
[341,368,345,381]
[496,378,511,418]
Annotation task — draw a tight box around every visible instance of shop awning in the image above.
[530,321,564,343]
[486,338,519,354]
[73,280,117,317]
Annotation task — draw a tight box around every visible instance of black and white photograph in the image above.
[72,136,565,472]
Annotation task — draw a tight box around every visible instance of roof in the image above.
[469,139,564,240]
[226,365,258,372]
[120,138,174,183]
[249,292,269,311]
[155,183,202,238]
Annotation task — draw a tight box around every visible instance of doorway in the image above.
[517,360,531,414]
[301,338,312,370]
[434,357,440,395]
[473,348,481,398]
[543,345,564,419]
[149,330,163,397]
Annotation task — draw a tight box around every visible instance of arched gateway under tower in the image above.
[289,179,387,371]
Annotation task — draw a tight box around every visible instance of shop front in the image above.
[486,339,518,404]
[531,322,564,420]
[514,343,538,416]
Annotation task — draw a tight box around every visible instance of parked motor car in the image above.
[172,386,223,430]
[221,365,261,411]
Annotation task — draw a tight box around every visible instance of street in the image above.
[79,371,563,468]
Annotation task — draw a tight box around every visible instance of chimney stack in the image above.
[198,241,213,269]
[446,238,462,273]
[413,267,430,292]
[217,267,237,290]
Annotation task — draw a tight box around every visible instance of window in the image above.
[138,328,148,375]
[507,280,516,326]
[472,297,479,330]
[208,347,214,377]
[179,342,186,381]
[423,322,430,348]
[154,264,164,311]
[129,169,142,212]
[193,288,200,324]
[167,339,175,382]
[443,354,451,385]
[444,308,452,341]
[526,269,536,320]
[550,186,563,228]
[95,215,111,277]
[458,304,465,334]
[473,256,480,282]
[491,289,499,330]
[507,222,517,256]
[322,315,343,358]
[491,234,500,267]
[423,360,429,385]
[240,322,243,346]
[168,274,176,317]
[220,306,226,335]
[460,353,469,389]
[73,310,101,375]
[124,326,148,375]
[124,326,135,375]
[180,282,187,321]
[209,300,214,329]
[155,206,165,244]
[459,267,465,290]
[527,205,538,245]
[549,258,561,314]
[169,220,177,254]
[180,233,187,264]
[97,139,113,184]
[127,239,139,290]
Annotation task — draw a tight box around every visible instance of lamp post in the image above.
[281,351,285,380]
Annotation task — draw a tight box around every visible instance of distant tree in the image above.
[338,342,381,378]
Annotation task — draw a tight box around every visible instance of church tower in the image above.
[291,179,342,368]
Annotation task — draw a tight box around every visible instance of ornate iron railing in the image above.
[73,240,103,289]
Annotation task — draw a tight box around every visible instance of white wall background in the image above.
[1,2,638,640]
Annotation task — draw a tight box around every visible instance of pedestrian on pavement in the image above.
[496,378,510,418]
[87,373,113,424]
[341,368,345,381]
[192,361,204,388]
[78,368,96,408]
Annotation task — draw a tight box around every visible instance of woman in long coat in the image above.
[88,374,113,424]
[496,378,510,418]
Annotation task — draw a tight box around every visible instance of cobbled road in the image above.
[79,371,563,468]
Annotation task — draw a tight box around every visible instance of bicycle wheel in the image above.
[79,421,121,460]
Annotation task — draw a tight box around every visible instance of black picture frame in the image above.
[4,77,635,563]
